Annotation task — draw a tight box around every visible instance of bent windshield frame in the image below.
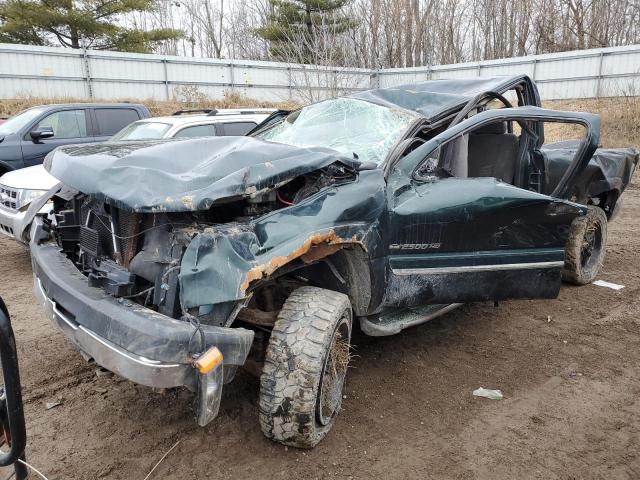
[256,98,417,165]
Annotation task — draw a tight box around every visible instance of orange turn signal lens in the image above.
[195,346,223,374]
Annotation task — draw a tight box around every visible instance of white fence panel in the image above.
[377,45,640,100]
[1,43,639,102]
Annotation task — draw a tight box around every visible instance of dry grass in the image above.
[544,97,640,148]
[1,93,638,148]
[330,332,351,375]
[0,90,298,119]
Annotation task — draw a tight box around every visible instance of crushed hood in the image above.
[44,136,360,212]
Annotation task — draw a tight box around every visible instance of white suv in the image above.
[111,108,273,141]
[0,108,274,243]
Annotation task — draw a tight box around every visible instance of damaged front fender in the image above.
[178,169,387,310]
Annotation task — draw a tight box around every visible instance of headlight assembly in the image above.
[17,189,48,210]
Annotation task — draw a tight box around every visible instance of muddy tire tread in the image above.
[562,206,608,285]
[259,286,351,448]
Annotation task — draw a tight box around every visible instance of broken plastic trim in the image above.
[194,346,224,426]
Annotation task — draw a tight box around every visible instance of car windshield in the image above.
[257,98,416,164]
[0,107,46,135]
[111,121,172,140]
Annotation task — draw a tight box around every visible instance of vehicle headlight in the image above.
[17,189,48,210]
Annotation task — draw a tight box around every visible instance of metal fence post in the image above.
[369,69,380,89]
[596,51,605,98]
[229,61,235,90]
[287,66,293,100]
[162,58,170,100]
[531,58,537,81]
[82,48,93,99]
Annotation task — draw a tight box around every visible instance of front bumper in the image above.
[0,203,52,243]
[30,224,254,391]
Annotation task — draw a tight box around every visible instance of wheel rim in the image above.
[580,222,603,270]
[316,316,350,427]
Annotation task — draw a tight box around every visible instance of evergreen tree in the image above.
[0,0,182,53]
[256,0,356,64]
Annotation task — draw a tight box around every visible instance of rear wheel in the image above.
[562,206,607,285]
[259,286,352,448]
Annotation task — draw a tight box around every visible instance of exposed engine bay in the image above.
[50,163,357,327]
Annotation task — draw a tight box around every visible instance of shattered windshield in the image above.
[257,98,416,164]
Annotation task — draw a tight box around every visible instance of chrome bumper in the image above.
[30,216,254,393]
[34,276,194,389]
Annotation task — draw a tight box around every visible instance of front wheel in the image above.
[259,286,352,448]
[562,206,608,285]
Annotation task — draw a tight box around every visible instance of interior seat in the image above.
[467,121,519,184]
[439,134,469,178]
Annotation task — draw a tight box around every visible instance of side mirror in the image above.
[413,157,441,183]
[29,127,54,143]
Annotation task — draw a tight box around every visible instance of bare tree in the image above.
[270,7,364,102]
[129,0,640,71]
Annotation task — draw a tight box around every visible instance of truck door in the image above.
[90,107,143,141]
[21,108,92,166]
[384,107,599,307]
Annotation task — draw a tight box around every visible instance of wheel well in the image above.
[240,245,372,324]
[297,246,372,316]
[589,189,620,219]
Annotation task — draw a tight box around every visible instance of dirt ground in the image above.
[0,188,638,479]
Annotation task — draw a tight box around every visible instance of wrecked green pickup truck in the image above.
[29,75,638,447]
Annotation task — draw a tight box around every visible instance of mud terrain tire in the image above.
[562,206,607,285]
[259,286,352,448]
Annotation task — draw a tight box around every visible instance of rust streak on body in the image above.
[240,230,362,293]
